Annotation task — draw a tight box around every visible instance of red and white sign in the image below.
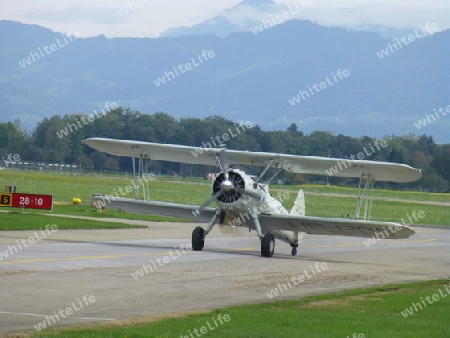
[205,173,218,180]
[0,193,53,210]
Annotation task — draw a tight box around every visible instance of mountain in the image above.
[159,0,419,39]
[159,0,279,37]
[0,20,449,142]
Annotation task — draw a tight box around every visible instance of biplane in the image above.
[83,138,422,257]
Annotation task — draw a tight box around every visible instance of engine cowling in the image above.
[212,170,245,204]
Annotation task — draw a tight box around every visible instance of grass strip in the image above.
[33,279,449,337]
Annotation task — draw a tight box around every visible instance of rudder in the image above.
[290,189,305,216]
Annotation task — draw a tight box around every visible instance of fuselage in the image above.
[211,169,300,246]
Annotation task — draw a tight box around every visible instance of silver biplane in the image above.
[83,138,422,257]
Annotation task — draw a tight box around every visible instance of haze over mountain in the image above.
[159,0,414,38]
[0,18,449,142]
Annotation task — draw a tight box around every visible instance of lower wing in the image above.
[91,196,216,223]
[258,214,414,239]
[92,196,414,239]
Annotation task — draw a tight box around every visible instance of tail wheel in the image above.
[261,233,275,257]
[192,227,205,251]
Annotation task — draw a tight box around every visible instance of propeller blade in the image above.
[192,189,223,216]
[218,147,230,180]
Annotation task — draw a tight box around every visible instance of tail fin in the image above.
[289,189,305,247]
[290,189,305,216]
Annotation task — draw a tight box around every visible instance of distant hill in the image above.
[159,0,279,37]
[159,0,420,39]
[0,19,449,142]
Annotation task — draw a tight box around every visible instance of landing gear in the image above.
[250,217,275,257]
[191,210,221,251]
[291,231,300,256]
[261,233,275,257]
[291,245,298,256]
[192,227,205,251]
[219,210,226,224]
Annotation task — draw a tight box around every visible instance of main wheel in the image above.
[192,227,205,251]
[261,233,275,257]
[291,246,298,256]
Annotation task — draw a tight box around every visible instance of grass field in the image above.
[0,212,145,231]
[273,184,450,202]
[32,279,449,337]
[0,170,448,228]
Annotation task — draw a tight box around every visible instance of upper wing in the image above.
[258,214,414,239]
[83,138,422,182]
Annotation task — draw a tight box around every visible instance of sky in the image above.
[1,0,449,38]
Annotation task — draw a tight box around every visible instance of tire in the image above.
[192,227,205,251]
[261,233,275,257]
[291,246,298,256]
[219,210,226,224]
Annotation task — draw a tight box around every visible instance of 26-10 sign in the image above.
[0,193,53,210]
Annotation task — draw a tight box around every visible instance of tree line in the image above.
[1,107,449,191]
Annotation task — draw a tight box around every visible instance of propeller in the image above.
[192,148,264,216]
[193,147,261,216]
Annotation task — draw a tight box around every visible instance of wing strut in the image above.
[138,156,150,200]
[255,159,275,185]
[131,146,138,199]
[256,160,283,189]
[354,172,375,220]
[129,146,150,200]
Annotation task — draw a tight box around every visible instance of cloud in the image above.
[1,0,449,38]
[25,6,129,24]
